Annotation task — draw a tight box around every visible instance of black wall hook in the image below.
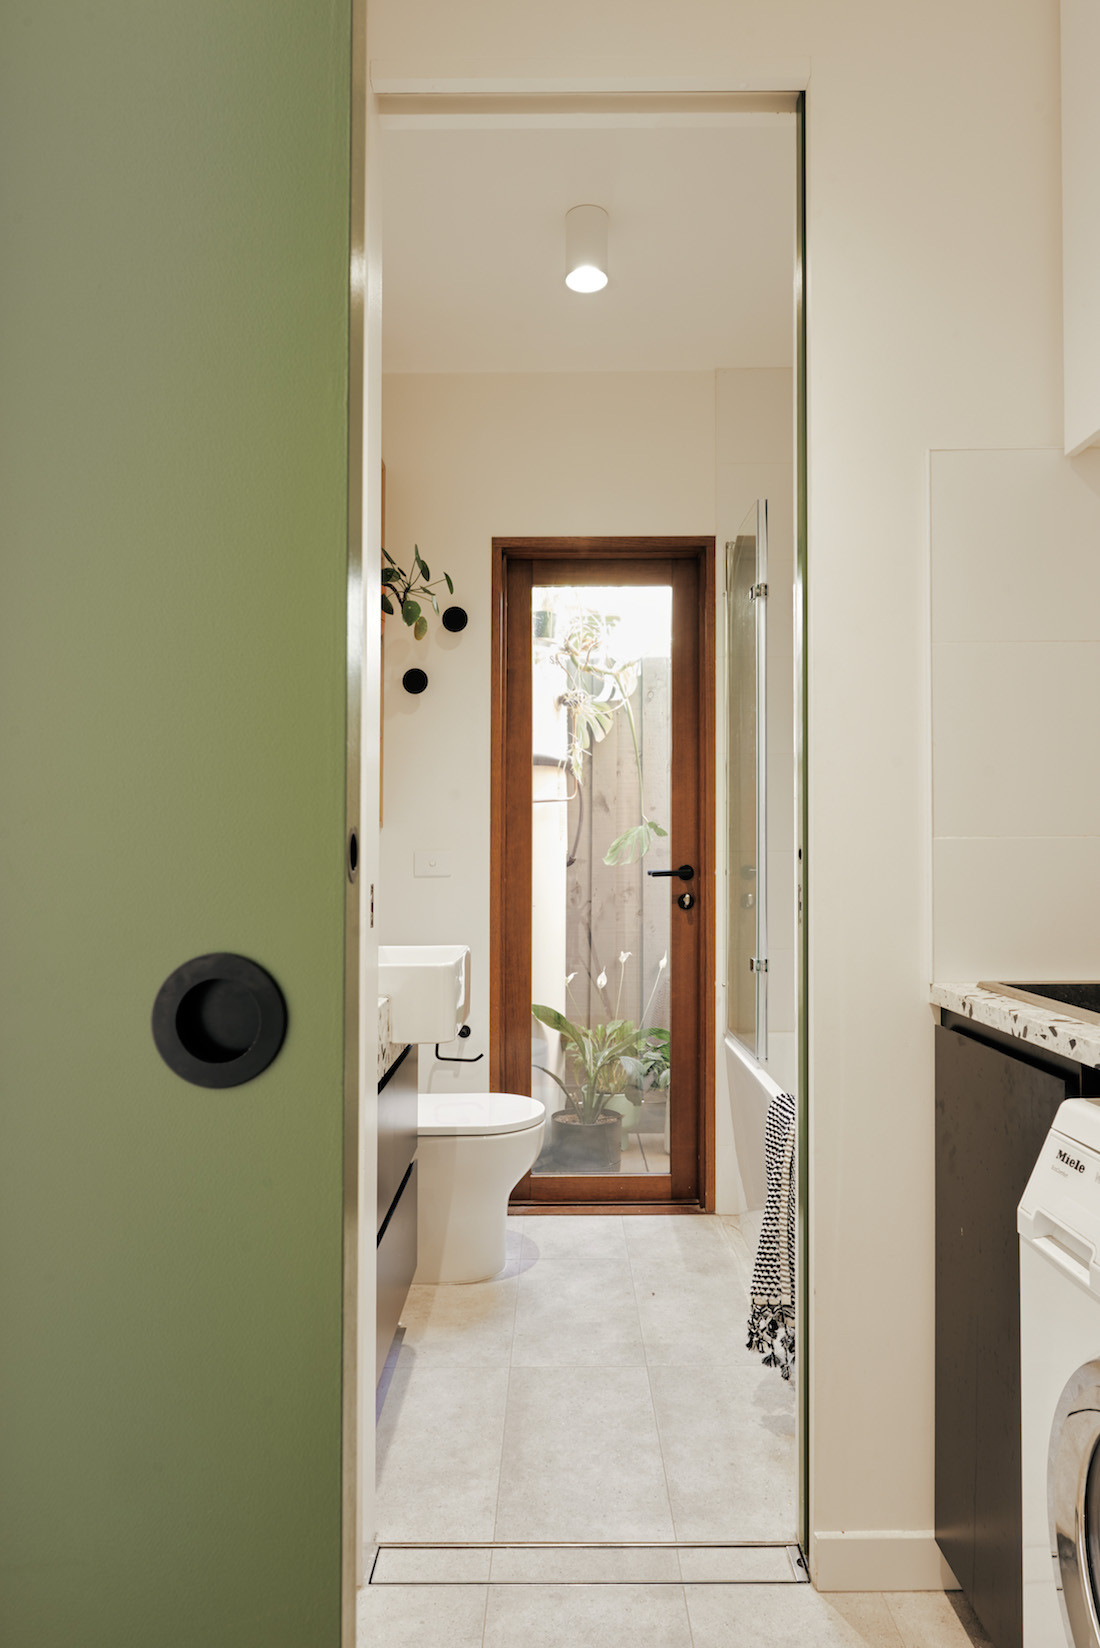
[402,667,428,694]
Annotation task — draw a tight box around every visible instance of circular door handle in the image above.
[678,890,695,910]
[152,953,287,1088]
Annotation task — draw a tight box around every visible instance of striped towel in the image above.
[747,1089,797,1381]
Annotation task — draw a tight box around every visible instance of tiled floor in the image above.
[357,1580,993,1646]
[367,1213,988,1646]
[375,1213,795,1545]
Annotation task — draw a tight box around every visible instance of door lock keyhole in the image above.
[677,890,695,910]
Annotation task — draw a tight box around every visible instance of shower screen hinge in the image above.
[750,956,768,973]
[749,582,768,601]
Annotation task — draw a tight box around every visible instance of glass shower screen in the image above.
[727,500,768,1059]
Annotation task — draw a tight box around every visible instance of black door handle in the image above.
[647,864,694,881]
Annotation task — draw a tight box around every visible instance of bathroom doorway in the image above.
[367,87,808,1593]
[491,539,715,1208]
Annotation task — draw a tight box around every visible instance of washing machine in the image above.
[1020,1098,1100,1647]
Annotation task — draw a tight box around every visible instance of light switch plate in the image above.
[414,850,452,878]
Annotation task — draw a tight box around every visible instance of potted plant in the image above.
[381,545,454,638]
[531,951,669,1172]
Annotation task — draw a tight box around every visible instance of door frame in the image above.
[366,82,809,1566]
[489,536,716,1212]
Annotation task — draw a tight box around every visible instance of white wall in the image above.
[370,0,1064,1593]
[932,448,1100,978]
[1061,0,1100,454]
[381,369,793,1217]
[379,370,716,1085]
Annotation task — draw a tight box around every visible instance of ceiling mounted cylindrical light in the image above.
[564,204,609,293]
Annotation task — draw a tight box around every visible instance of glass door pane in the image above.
[727,500,768,1058]
[529,584,673,1177]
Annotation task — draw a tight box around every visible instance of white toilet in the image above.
[414,1092,545,1284]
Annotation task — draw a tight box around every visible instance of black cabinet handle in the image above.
[647,864,694,881]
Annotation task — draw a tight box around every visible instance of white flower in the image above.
[565,972,577,985]
[658,952,668,971]
[596,970,608,989]
[618,950,632,965]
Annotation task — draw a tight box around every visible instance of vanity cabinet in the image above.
[376,1044,418,1383]
[935,1018,1096,1648]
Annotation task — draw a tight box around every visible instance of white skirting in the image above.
[810,1529,959,1592]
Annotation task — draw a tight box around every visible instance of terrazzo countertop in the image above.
[931,982,1100,1069]
[377,995,408,1082]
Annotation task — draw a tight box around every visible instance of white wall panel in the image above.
[1062,0,1100,455]
[931,448,1100,980]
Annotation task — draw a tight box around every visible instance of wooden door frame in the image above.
[490,536,716,1213]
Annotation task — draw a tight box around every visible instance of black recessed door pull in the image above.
[152,953,287,1089]
[647,864,694,881]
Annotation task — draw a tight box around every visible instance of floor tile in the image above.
[676,1544,797,1582]
[521,1214,627,1261]
[483,1583,694,1647]
[885,1591,993,1647]
[650,1364,797,1541]
[512,1257,644,1367]
[685,1585,904,1647]
[370,1546,493,1584]
[356,1582,488,1646]
[398,1276,518,1369]
[624,1212,734,1268]
[488,1544,681,1583]
[376,1364,509,1542]
[632,1259,764,1370]
[493,1366,676,1542]
[496,1219,541,1279]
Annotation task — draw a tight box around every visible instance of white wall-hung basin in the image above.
[378,944,470,1045]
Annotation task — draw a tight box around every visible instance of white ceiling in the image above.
[381,119,796,375]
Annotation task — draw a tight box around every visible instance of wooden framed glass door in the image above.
[491,538,715,1208]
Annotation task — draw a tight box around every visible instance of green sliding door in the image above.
[0,4,356,1644]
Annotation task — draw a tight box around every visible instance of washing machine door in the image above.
[1050,1362,1100,1648]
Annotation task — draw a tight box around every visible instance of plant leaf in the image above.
[382,547,396,564]
[533,1063,573,1099]
[531,1002,588,1057]
[602,819,666,866]
[413,615,428,640]
[381,566,400,584]
[418,557,431,579]
[381,592,394,615]
[444,572,454,594]
[402,598,421,626]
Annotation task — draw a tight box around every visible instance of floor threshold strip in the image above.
[369,1542,809,1586]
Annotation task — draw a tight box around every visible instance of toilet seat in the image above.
[418,1091,543,1137]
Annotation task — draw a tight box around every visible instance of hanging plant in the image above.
[381,545,454,640]
[552,610,667,865]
